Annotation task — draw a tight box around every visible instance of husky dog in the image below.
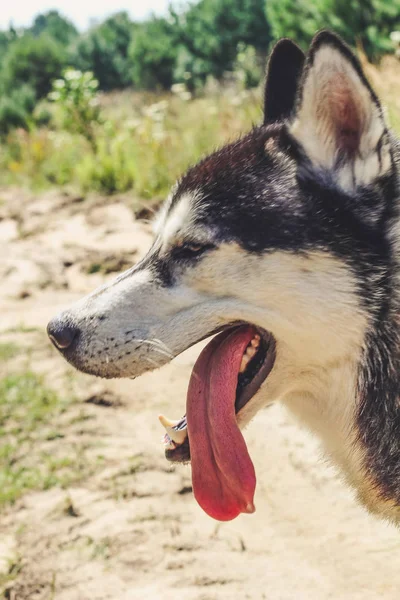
[48,31,400,523]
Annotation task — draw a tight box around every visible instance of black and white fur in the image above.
[48,31,400,523]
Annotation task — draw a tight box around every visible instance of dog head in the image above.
[48,32,400,522]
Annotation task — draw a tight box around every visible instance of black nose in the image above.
[47,318,78,350]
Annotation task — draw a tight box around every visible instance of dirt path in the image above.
[1,189,400,600]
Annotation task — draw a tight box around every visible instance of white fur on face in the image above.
[180,244,368,484]
[291,45,391,190]
[187,246,367,362]
[154,191,204,247]
[57,211,369,506]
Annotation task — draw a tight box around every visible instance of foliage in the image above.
[173,0,271,88]
[327,0,400,60]
[0,33,67,99]
[0,128,89,187]
[29,10,79,46]
[234,43,264,88]
[0,0,398,194]
[0,89,261,195]
[0,371,69,505]
[266,0,400,60]
[129,18,179,90]
[0,343,20,361]
[129,0,271,92]
[0,366,98,507]
[0,85,36,135]
[0,52,399,198]
[0,13,72,135]
[0,0,397,101]
[49,69,101,141]
[70,12,134,90]
[0,28,17,62]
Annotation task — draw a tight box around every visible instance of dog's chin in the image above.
[59,352,169,380]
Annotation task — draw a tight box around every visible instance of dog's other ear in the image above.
[263,39,305,125]
[290,30,391,190]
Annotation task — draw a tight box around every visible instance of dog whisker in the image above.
[135,338,174,359]
[145,356,163,368]
[152,338,174,355]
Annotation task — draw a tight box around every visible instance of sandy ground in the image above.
[1,188,400,600]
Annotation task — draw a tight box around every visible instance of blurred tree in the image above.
[129,17,179,90]
[70,12,134,90]
[0,28,17,62]
[234,43,264,88]
[266,0,400,60]
[0,84,36,134]
[327,0,400,60]
[30,10,78,47]
[0,34,67,99]
[266,0,325,49]
[173,0,271,88]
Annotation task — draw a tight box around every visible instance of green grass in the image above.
[0,88,262,198]
[0,371,87,506]
[1,324,41,335]
[0,59,399,199]
[0,555,22,598]
[0,343,20,361]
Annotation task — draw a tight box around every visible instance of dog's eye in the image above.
[183,243,203,253]
[173,242,215,260]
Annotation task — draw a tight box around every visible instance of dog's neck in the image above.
[263,302,400,522]
[354,311,400,520]
[277,342,362,477]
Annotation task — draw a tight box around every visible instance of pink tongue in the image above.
[186,326,256,521]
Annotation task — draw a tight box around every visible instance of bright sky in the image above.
[0,0,172,31]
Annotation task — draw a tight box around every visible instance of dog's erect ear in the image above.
[263,39,305,125]
[290,30,391,190]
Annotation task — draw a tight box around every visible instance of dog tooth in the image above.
[159,414,187,445]
[239,355,249,373]
[164,439,177,451]
[161,432,176,450]
[168,427,187,445]
[159,414,179,429]
[246,346,256,358]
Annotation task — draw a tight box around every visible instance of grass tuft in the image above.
[0,372,88,506]
[0,343,20,362]
[0,88,262,198]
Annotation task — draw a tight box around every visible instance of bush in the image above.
[234,43,264,88]
[1,33,67,99]
[327,0,400,60]
[49,69,101,142]
[172,0,270,88]
[29,10,78,47]
[129,18,179,90]
[0,128,90,187]
[0,85,36,134]
[0,90,262,195]
[266,0,400,61]
[0,100,28,135]
[0,28,17,62]
[70,12,134,90]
